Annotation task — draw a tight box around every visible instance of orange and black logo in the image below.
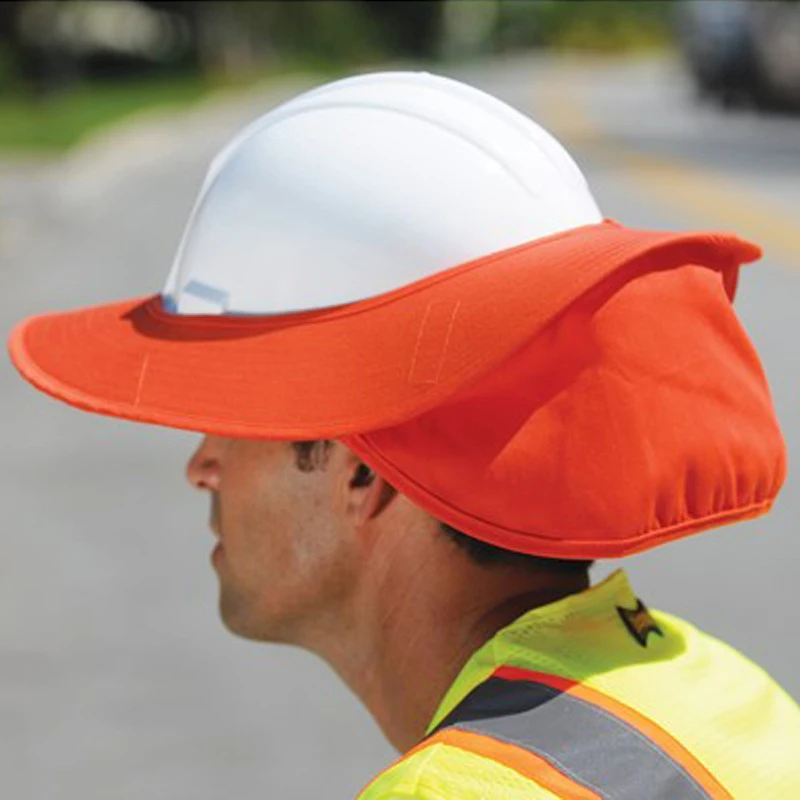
[616,599,664,648]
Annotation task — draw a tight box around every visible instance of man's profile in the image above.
[8,72,800,798]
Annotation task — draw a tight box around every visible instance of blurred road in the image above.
[2,54,799,800]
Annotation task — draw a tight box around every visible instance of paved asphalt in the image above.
[1,54,798,799]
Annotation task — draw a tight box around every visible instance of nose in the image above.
[186,435,225,491]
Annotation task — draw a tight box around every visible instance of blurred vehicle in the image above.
[676,0,800,112]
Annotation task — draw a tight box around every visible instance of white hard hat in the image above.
[162,70,603,315]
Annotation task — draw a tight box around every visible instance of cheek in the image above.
[220,474,283,564]
[219,461,337,585]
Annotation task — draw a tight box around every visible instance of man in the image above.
[9,72,800,798]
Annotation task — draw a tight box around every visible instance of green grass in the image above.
[0,73,252,154]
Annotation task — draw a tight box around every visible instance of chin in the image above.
[220,616,262,641]
[218,593,293,644]
[219,597,260,640]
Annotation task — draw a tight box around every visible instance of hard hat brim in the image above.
[8,221,759,440]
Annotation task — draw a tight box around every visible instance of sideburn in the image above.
[292,440,334,472]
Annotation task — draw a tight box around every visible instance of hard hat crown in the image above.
[162,71,602,315]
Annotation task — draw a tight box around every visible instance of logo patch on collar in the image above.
[616,599,664,647]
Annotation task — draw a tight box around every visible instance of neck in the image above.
[305,528,589,753]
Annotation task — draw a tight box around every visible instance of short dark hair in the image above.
[439,523,593,574]
[290,440,593,575]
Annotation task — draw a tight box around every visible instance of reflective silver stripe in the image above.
[181,280,231,312]
[433,676,712,800]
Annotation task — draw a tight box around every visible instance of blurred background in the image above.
[2,1,799,798]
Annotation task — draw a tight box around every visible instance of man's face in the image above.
[186,437,358,644]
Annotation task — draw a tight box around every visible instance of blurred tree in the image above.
[0,0,82,96]
[1,0,196,94]
[267,1,383,68]
[0,1,21,89]
[159,1,386,75]
[358,0,445,59]
[495,0,671,53]
[440,0,500,59]
[0,0,674,100]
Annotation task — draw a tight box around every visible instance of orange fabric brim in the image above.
[8,221,758,440]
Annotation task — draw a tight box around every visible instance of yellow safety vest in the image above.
[357,570,800,799]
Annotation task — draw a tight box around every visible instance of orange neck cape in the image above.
[345,258,785,558]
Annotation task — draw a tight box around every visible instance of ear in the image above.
[345,458,397,526]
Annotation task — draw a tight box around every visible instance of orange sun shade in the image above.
[8,221,784,557]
